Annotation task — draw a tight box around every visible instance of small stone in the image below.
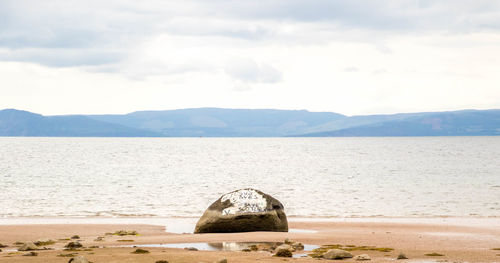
[284,238,291,244]
[241,248,251,252]
[354,254,371,261]
[397,253,408,259]
[184,247,198,251]
[23,251,38,256]
[156,261,169,263]
[68,255,89,263]
[322,249,353,260]
[94,236,104,241]
[274,248,293,257]
[65,242,83,249]
[0,243,7,248]
[275,244,295,252]
[291,242,304,250]
[214,259,227,263]
[71,235,80,239]
[18,242,38,251]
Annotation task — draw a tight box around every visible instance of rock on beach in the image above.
[194,188,288,233]
[68,256,89,263]
[322,249,353,260]
[354,254,371,261]
[18,242,38,251]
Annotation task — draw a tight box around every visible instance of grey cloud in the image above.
[224,58,282,84]
[1,0,500,72]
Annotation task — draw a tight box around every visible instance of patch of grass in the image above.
[425,252,444,256]
[113,230,138,236]
[34,240,55,246]
[117,239,134,242]
[58,238,71,241]
[0,243,7,248]
[131,248,149,254]
[492,248,500,250]
[13,241,24,245]
[345,246,394,252]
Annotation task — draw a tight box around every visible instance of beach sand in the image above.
[1,219,499,262]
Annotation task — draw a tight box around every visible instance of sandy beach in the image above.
[1,219,499,263]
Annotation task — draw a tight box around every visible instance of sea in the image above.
[1,137,499,219]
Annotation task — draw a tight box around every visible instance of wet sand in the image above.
[1,219,500,262]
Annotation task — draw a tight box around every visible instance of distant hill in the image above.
[88,108,345,137]
[0,108,499,137]
[0,109,161,137]
[299,110,500,137]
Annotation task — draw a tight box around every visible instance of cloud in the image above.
[1,1,500,115]
[2,0,500,75]
[224,58,282,84]
[343,67,359,72]
[0,48,123,67]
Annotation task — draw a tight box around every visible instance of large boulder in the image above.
[194,188,288,233]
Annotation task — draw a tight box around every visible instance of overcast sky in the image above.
[1,0,500,115]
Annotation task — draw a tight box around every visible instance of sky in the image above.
[1,0,500,116]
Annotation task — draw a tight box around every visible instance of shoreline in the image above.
[2,216,500,227]
[1,218,500,262]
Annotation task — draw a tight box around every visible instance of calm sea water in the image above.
[0,137,499,218]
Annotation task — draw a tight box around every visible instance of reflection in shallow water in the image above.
[293,253,309,258]
[132,242,319,252]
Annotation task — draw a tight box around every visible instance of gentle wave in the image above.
[1,137,499,218]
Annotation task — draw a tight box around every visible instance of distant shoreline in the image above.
[2,108,499,137]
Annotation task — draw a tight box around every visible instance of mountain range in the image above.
[1,108,499,137]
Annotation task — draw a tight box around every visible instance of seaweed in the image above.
[113,230,138,236]
[131,248,149,254]
[34,240,55,246]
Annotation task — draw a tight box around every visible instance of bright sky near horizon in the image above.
[1,0,500,116]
